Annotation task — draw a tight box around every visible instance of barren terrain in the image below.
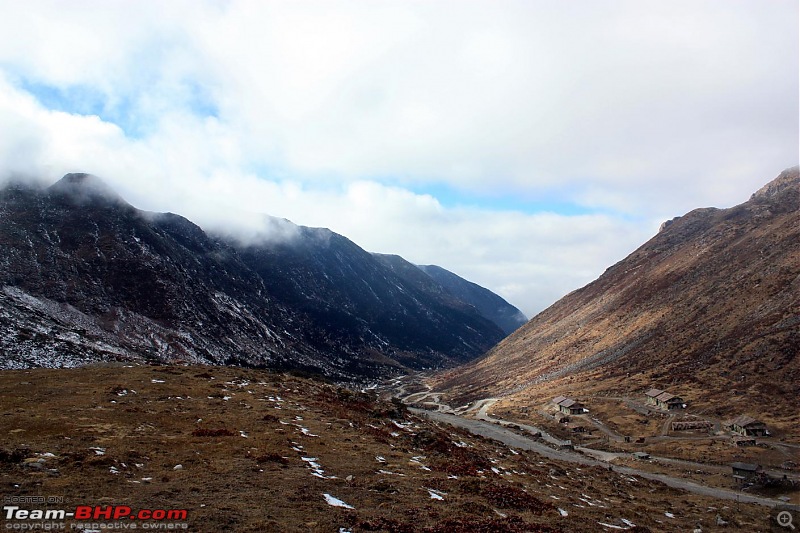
[1,365,792,532]
[432,168,800,420]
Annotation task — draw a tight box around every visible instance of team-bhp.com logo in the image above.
[3,505,188,529]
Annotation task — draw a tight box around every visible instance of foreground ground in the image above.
[0,365,791,532]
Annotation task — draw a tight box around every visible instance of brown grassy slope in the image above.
[0,365,773,532]
[433,167,799,422]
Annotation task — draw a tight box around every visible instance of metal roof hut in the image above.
[644,388,663,406]
[654,391,684,410]
[730,462,763,484]
[725,415,768,437]
[645,388,684,410]
[557,398,586,415]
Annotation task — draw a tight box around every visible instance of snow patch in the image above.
[323,494,354,509]
[426,488,446,501]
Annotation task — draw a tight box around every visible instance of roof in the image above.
[645,388,664,398]
[729,415,764,428]
[552,396,568,405]
[559,398,578,408]
[730,462,761,472]
[656,392,678,402]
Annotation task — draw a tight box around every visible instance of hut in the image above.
[644,388,684,410]
[655,391,684,410]
[644,388,663,407]
[725,415,768,437]
[556,398,586,415]
[730,462,762,484]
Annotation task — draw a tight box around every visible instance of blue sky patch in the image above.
[20,79,145,136]
[21,80,107,117]
[19,77,219,139]
[408,181,598,216]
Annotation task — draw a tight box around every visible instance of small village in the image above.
[391,369,800,532]
[393,372,799,509]
[541,387,797,495]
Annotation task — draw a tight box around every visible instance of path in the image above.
[583,416,625,442]
[471,397,569,447]
[411,408,798,510]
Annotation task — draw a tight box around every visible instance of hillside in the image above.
[0,173,508,378]
[372,254,526,336]
[433,167,800,425]
[417,264,527,335]
[234,236,504,371]
[0,364,778,532]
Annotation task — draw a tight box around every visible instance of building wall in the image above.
[737,425,766,437]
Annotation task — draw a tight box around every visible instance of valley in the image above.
[1,167,798,531]
[412,167,800,521]
[0,364,793,532]
[1,2,796,530]
[388,373,799,511]
[432,167,799,420]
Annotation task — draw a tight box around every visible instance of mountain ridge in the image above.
[433,166,799,422]
[416,263,527,335]
[0,173,514,378]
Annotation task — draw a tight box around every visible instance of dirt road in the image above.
[471,398,569,447]
[411,408,798,509]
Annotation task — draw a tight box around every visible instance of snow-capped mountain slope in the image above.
[0,173,509,378]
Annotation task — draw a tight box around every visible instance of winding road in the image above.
[410,408,799,510]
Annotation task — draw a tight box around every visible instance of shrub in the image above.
[191,428,235,437]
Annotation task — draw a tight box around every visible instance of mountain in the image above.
[417,264,527,335]
[230,230,506,370]
[434,167,800,420]
[372,254,527,335]
[0,174,335,374]
[0,173,508,378]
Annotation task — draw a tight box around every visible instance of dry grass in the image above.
[458,374,799,499]
[0,365,785,532]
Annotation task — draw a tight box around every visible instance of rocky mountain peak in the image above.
[47,172,129,207]
[658,166,799,233]
[1,172,513,377]
[750,165,799,201]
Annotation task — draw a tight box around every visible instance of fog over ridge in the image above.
[0,1,796,316]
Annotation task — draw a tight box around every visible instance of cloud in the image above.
[0,1,796,316]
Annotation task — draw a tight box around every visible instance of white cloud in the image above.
[0,1,796,316]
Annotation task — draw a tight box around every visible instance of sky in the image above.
[0,1,797,317]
